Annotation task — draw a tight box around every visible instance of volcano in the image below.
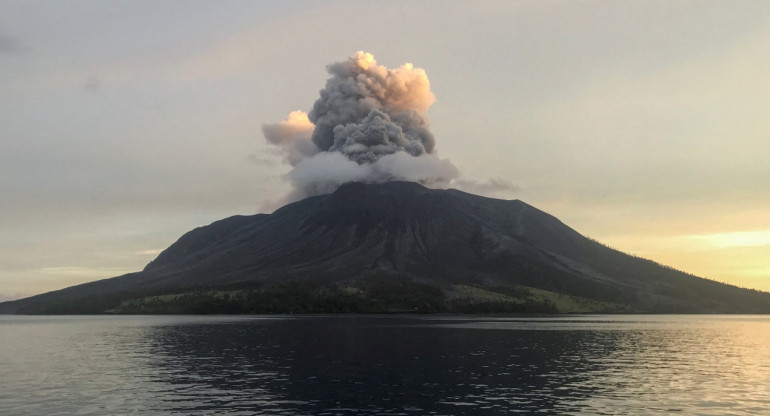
[3,181,770,314]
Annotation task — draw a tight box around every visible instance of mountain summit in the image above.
[3,182,770,314]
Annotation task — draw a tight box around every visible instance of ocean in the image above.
[1,314,769,415]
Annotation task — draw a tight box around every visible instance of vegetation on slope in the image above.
[19,272,631,315]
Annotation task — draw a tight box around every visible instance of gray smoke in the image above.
[308,52,436,162]
[262,110,318,166]
[263,51,459,201]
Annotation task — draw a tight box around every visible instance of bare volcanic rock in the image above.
[3,182,770,314]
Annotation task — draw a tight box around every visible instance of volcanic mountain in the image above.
[3,181,770,314]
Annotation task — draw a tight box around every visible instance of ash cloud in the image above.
[262,110,318,166]
[453,178,521,197]
[262,51,514,205]
[308,52,436,162]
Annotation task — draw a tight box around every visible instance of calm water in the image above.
[1,315,769,415]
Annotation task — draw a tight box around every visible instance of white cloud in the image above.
[685,230,770,249]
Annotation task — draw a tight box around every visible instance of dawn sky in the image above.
[2,0,769,300]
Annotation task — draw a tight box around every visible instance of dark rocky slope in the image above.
[3,182,769,314]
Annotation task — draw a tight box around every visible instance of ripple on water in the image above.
[1,315,770,415]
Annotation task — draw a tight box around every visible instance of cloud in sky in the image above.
[81,75,101,92]
[1,1,769,297]
[687,230,770,249]
[0,32,24,54]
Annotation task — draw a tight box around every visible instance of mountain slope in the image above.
[2,181,769,314]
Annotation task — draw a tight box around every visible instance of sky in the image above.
[2,0,769,300]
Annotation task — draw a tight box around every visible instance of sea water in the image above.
[1,314,769,415]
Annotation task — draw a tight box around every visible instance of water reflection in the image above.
[571,319,770,415]
[145,316,623,414]
[2,315,769,415]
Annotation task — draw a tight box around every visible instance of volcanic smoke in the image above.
[263,52,459,201]
[263,51,517,203]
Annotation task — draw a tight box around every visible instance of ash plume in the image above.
[263,51,508,205]
[262,110,318,166]
[308,52,436,162]
[262,52,457,199]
